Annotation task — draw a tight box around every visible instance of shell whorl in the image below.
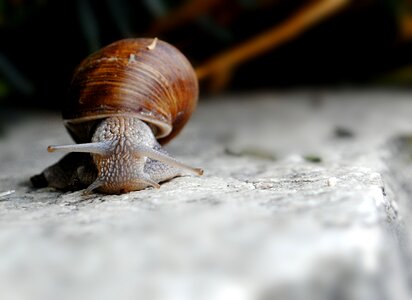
[63,38,198,145]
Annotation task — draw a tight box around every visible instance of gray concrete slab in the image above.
[0,90,411,300]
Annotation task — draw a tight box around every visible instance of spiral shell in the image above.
[62,38,198,145]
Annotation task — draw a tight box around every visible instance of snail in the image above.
[31,38,203,194]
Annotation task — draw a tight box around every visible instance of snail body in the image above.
[31,38,202,194]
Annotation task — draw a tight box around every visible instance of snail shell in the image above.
[63,38,198,145]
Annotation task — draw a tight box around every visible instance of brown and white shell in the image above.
[62,38,198,145]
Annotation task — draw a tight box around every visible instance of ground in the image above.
[0,90,412,300]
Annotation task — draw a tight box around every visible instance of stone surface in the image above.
[0,90,412,300]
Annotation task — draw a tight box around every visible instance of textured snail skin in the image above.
[88,117,182,194]
[31,38,202,194]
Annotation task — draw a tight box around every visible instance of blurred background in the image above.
[0,0,412,111]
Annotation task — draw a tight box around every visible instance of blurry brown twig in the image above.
[399,11,412,40]
[195,0,350,91]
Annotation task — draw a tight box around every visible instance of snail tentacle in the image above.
[84,178,104,194]
[139,176,161,189]
[48,142,113,156]
[132,144,203,176]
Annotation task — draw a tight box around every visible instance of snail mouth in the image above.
[98,182,151,194]
[89,171,160,194]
